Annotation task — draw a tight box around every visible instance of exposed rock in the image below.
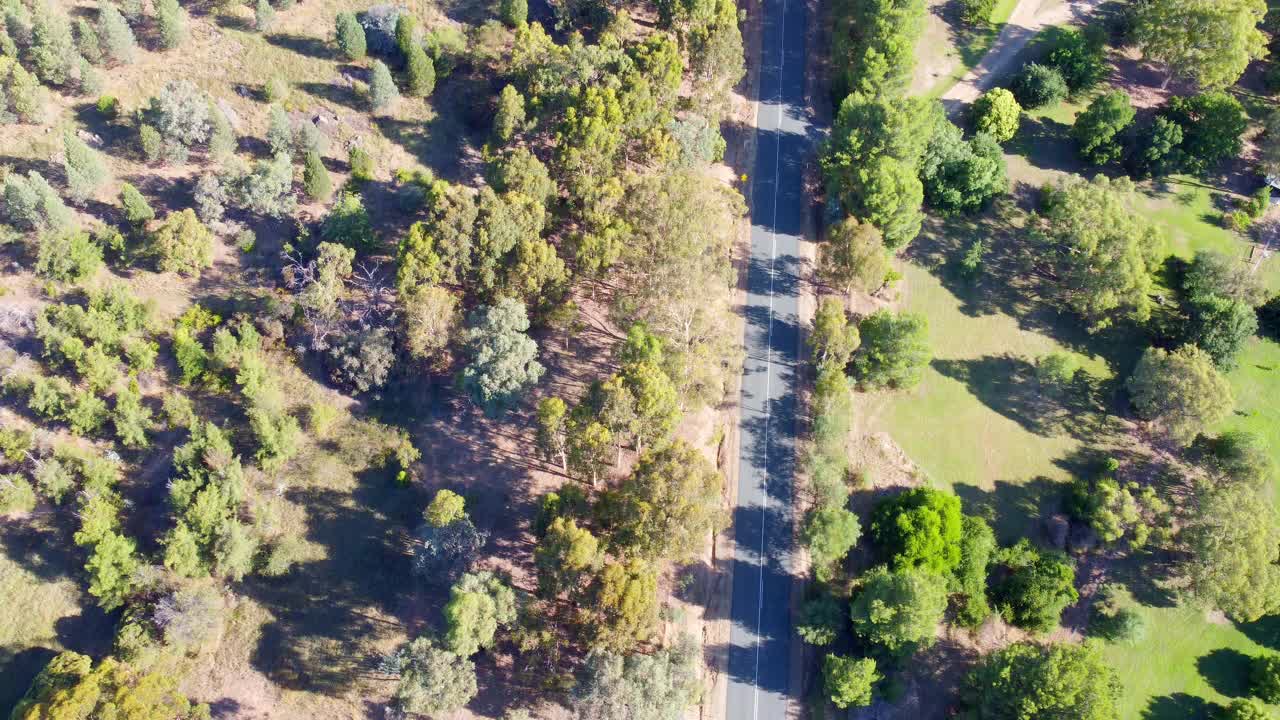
[1046,514,1070,550]
[76,129,103,147]
[216,99,241,131]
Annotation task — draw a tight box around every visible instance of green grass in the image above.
[1217,336,1280,500]
[1100,605,1274,719]
[923,0,1021,100]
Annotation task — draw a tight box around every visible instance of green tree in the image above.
[1046,27,1106,92]
[389,636,478,716]
[494,84,525,142]
[797,594,844,646]
[155,0,187,49]
[426,488,467,527]
[972,88,1021,142]
[1034,175,1163,331]
[85,531,139,609]
[405,44,435,97]
[599,440,726,562]
[335,12,366,60]
[1163,90,1248,172]
[152,209,214,277]
[75,19,101,64]
[320,191,374,249]
[500,0,528,26]
[851,310,931,390]
[403,284,458,365]
[1127,344,1233,445]
[535,516,600,597]
[266,104,292,156]
[113,379,151,448]
[920,122,1008,213]
[804,505,861,583]
[572,636,700,720]
[302,150,332,201]
[0,59,44,123]
[1222,699,1274,720]
[1182,477,1280,622]
[97,2,136,64]
[810,298,860,372]
[1134,0,1266,89]
[870,487,963,574]
[962,642,1121,719]
[535,397,570,469]
[954,515,995,626]
[2,171,72,231]
[1185,293,1258,369]
[36,230,103,284]
[1184,249,1268,307]
[444,571,517,656]
[460,298,544,415]
[830,0,926,99]
[991,540,1078,632]
[823,655,879,709]
[591,558,659,652]
[820,218,890,294]
[27,4,77,86]
[119,182,155,226]
[1251,654,1280,704]
[1071,90,1135,164]
[254,0,274,30]
[369,59,398,111]
[850,566,948,652]
[62,128,109,203]
[1128,115,1184,178]
[1012,62,1068,109]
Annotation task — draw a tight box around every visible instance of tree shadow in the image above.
[953,475,1067,545]
[0,646,58,717]
[1239,614,1280,651]
[297,81,365,112]
[265,33,333,59]
[1004,116,1082,175]
[1196,648,1254,699]
[1142,693,1215,720]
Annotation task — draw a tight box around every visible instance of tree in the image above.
[426,488,467,527]
[810,298,860,372]
[871,487,963,574]
[302,150,332,201]
[1182,477,1280,622]
[954,515,995,626]
[503,237,569,310]
[500,0,527,26]
[823,655,879,709]
[1128,115,1184,178]
[403,285,459,365]
[1012,62,1067,109]
[962,642,1121,719]
[369,59,398,111]
[413,507,487,581]
[972,88,1020,143]
[335,12,366,60]
[388,636,478,716]
[1071,90,1135,164]
[1045,27,1106,92]
[85,531,139,609]
[460,298,544,415]
[1034,175,1163,331]
[920,123,1008,213]
[96,2,136,64]
[850,567,948,652]
[11,653,208,720]
[851,310,931,390]
[830,0,926,99]
[1222,699,1274,720]
[144,80,211,162]
[1184,249,1268,307]
[113,379,151,448]
[0,59,44,123]
[573,636,700,720]
[1134,0,1266,89]
[494,84,525,142]
[535,516,600,598]
[119,182,154,226]
[599,440,726,563]
[320,191,374,249]
[62,129,109,204]
[36,230,102,283]
[1252,654,1280,704]
[958,0,996,24]
[3,171,73,232]
[405,44,435,97]
[535,397,569,469]
[591,558,659,652]
[1163,91,1247,172]
[152,209,214,277]
[155,0,187,49]
[991,540,1078,633]
[27,4,77,86]
[266,104,292,156]
[820,218,890,294]
[155,583,226,649]
[1184,293,1258,369]
[444,571,517,656]
[797,594,844,646]
[1127,345,1233,445]
[804,505,861,583]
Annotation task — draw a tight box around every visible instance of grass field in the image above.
[919,0,1021,100]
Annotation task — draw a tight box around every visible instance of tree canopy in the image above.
[962,642,1122,719]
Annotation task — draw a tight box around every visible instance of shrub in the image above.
[991,540,1078,633]
[264,75,288,103]
[796,594,844,646]
[349,145,375,181]
[75,18,102,64]
[499,0,527,26]
[144,80,211,162]
[972,88,1021,142]
[0,474,37,513]
[119,183,154,226]
[1011,63,1067,109]
[803,505,861,583]
[823,655,879,709]
[320,191,374,248]
[254,0,274,31]
[138,124,162,161]
[1036,351,1079,393]
[962,642,1121,719]
[1089,584,1147,644]
[958,0,996,24]
[2,171,74,232]
[266,104,292,156]
[405,44,435,97]
[1222,699,1273,720]
[819,218,891,293]
[62,129,110,203]
[36,230,103,283]
[193,173,226,224]
[953,515,995,626]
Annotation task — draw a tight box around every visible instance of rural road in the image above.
[725,0,810,711]
[941,0,1108,106]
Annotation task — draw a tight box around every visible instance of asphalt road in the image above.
[725,0,811,712]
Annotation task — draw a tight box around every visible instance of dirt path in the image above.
[940,0,1107,108]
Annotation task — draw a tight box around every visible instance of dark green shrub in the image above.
[1011,63,1067,109]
